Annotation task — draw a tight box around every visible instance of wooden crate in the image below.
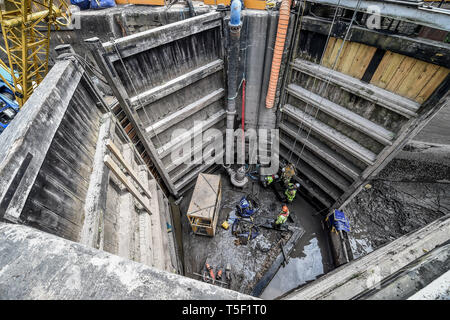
[187,173,222,237]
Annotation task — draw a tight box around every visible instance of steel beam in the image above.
[307,0,450,31]
[102,11,224,61]
[299,16,450,68]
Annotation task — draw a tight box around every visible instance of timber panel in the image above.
[371,51,450,103]
[322,37,377,79]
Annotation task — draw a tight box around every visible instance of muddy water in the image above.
[260,195,334,299]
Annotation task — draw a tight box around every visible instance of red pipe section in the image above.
[241,79,246,155]
[242,79,246,134]
[265,0,292,109]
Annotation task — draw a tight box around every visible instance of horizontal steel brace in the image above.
[307,0,450,31]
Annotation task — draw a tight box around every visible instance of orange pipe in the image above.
[265,0,292,109]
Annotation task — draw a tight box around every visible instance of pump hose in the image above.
[265,0,292,109]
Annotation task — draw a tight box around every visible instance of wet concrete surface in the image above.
[260,194,334,299]
[179,168,334,297]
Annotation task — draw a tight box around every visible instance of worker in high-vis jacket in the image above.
[262,174,279,187]
[285,182,300,203]
[274,205,290,228]
[280,163,295,187]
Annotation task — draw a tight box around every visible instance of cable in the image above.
[292,0,344,167]
[295,0,363,169]
[286,0,308,163]
[57,52,110,85]
[285,0,341,163]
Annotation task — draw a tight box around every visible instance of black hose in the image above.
[185,0,196,17]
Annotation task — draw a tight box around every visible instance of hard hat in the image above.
[281,168,285,172]
[274,174,279,179]
[282,205,288,213]
[295,183,300,188]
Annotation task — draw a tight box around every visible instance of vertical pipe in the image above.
[226,0,242,165]
[226,0,242,130]
[265,0,292,109]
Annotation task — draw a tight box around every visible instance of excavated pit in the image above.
[179,167,333,296]
[0,2,449,300]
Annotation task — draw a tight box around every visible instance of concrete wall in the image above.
[0,222,253,300]
[0,56,179,273]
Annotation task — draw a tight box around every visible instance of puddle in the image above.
[260,237,325,299]
[260,195,334,299]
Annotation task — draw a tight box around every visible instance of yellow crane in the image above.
[0,0,71,107]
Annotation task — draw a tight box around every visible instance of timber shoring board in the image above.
[106,139,152,200]
[371,51,450,103]
[104,155,154,215]
[323,40,450,104]
[322,38,376,79]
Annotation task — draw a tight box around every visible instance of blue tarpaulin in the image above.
[90,0,116,9]
[327,209,351,233]
[71,0,90,10]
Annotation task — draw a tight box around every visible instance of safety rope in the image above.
[59,53,110,85]
[285,0,308,163]
[295,0,363,169]
[289,0,343,165]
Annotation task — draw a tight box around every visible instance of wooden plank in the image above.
[371,51,405,89]
[415,66,450,104]
[339,42,360,75]
[350,44,377,79]
[300,16,450,68]
[104,155,154,215]
[322,37,336,68]
[328,38,343,69]
[291,59,419,117]
[106,139,152,200]
[385,56,417,92]
[335,41,351,72]
[323,39,376,79]
[396,60,439,99]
